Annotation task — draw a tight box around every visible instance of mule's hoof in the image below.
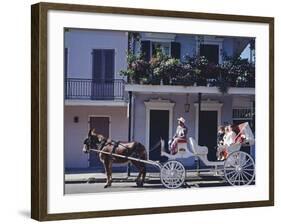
[136,180,143,187]
[104,183,112,188]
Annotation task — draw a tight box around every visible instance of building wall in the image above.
[223,38,235,58]
[133,93,234,143]
[65,30,248,82]
[175,35,197,60]
[65,29,128,79]
[132,93,236,166]
[64,106,128,169]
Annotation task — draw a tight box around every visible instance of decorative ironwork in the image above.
[65,78,125,100]
[232,108,253,119]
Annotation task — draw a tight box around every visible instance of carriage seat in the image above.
[177,139,187,143]
[176,139,188,152]
[189,137,208,155]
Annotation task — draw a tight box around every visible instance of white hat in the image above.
[177,117,185,123]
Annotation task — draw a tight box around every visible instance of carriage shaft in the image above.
[89,149,162,169]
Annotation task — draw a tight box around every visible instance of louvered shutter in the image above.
[92,49,102,81]
[141,40,151,61]
[171,42,181,59]
[104,49,115,81]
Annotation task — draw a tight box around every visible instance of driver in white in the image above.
[169,117,188,155]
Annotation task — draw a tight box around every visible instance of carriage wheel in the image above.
[160,160,185,189]
[224,151,255,186]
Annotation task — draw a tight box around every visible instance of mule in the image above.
[83,134,147,188]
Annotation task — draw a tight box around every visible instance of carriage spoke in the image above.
[243,170,254,177]
[237,173,242,185]
[225,170,237,176]
[243,163,254,169]
[241,158,251,167]
[228,171,238,181]
[233,173,240,185]
[238,154,245,166]
[225,167,237,171]
[240,173,246,185]
[229,172,239,184]
[241,172,250,183]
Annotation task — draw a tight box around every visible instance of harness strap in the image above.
[97,140,108,151]
[112,141,120,154]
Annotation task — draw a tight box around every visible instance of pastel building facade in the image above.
[64,29,255,170]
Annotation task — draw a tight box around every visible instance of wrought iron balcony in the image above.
[65,78,125,100]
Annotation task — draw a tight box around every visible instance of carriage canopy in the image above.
[236,122,255,146]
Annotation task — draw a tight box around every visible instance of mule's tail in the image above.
[138,142,147,183]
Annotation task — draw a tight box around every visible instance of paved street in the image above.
[65,173,229,194]
[65,181,165,194]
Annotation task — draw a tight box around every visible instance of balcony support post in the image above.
[196,92,202,175]
[127,91,133,177]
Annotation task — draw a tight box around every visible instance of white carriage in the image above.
[159,122,255,189]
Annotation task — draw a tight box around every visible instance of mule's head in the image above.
[82,144,89,153]
[82,134,107,153]
[97,134,106,143]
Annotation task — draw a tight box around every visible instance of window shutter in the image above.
[171,42,181,59]
[104,49,115,81]
[141,40,151,61]
[64,48,68,77]
[200,44,219,64]
[92,49,103,80]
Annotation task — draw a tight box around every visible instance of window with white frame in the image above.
[152,42,171,57]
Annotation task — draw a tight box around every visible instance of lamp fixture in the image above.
[184,94,190,112]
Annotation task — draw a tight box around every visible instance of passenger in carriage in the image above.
[217,124,237,160]
[224,125,237,146]
[216,126,225,160]
[169,117,188,155]
[217,126,225,146]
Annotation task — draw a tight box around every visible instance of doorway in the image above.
[198,111,218,161]
[88,116,110,169]
[149,110,169,161]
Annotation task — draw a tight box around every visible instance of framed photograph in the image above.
[31,2,274,221]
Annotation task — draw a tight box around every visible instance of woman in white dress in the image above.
[217,125,237,160]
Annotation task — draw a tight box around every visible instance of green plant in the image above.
[215,68,231,93]
[216,77,230,94]
[153,58,182,84]
[121,50,255,88]
[120,52,151,83]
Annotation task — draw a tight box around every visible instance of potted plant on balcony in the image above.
[171,63,194,86]
[215,65,231,94]
[154,58,182,85]
[149,56,162,85]
[234,63,255,88]
[120,52,151,84]
[186,55,209,86]
[224,57,255,88]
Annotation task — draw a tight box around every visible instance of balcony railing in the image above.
[65,78,125,100]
